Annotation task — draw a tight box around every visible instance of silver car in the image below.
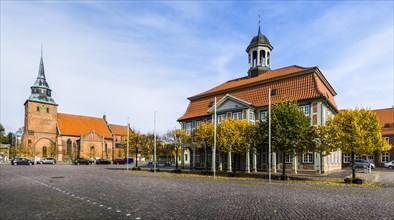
[38,157,56,164]
[384,160,394,169]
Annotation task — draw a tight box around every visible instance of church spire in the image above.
[27,50,56,105]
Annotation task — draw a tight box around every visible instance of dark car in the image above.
[113,158,126,165]
[38,157,56,164]
[73,158,90,165]
[11,157,34,165]
[113,158,134,165]
[96,159,111,165]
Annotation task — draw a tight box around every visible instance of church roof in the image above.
[27,55,56,105]
[372,107,394,136]
[178,65,337,121]
[109,124,130,136]
[57,113,112,139]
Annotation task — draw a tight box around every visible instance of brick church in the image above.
[21,54,129,162]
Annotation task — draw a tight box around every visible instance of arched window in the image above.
[46,108,49,113]
[66,139,72,155]
[43,146,48,157]
[260,50,266,66]
[90,146,95,157]
[252,51,258,67]
[37,106,40,112]
[105,142,108,157]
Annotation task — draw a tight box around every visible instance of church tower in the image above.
[246,19,273,78]
[22,52,58,159]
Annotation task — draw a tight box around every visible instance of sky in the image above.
[1,1,393,135]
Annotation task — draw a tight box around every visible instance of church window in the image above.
[66,139,72,155]
[90,146,95,157]
[37,106,40,112]
[105,142,108,157]
[46,108,49,113]
[43,146,48,157]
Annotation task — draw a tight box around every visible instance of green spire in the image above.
[28,51,56,105]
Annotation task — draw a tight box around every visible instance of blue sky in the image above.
[1,1,393,135]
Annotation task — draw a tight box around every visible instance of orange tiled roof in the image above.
[179,65,337,121]
[372,108,394,135]
[109,124,129,136]
[57,113,112,139]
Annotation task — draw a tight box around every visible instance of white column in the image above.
[219,151,223,171]
[293,154,298,174]
[228,151,232,172]
[257,50,260,66]
[253,148,257,172]
[248,53,251,69]
[272,152,277,174]
[246,150,250,173]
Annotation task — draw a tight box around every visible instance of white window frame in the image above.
[383,137,389,143]
[185,122,192,135]
[250,111,255,123]
[260,111,268,122]
[382,152,390,163]
[285,154,292,163]
[343,153,351,163]
[232,112,242,120]
[196,120,202,127]
[322,104,327,124]
[299,105,310,116]
[217,114,226,124]
[302,153,314,163]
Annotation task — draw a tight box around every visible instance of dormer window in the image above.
[384,123,390,128]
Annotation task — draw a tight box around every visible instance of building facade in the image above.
[373,108,393,166]
[178,25,340,173]
[21,54,129,162]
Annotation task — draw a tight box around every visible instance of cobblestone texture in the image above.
[1,164,393,219]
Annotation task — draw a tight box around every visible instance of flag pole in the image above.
[213,97,217,178]
[268,88,272,184]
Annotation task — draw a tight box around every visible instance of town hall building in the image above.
[21,54,130,162]
[178,24,341,173]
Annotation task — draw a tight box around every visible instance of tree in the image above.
[217,119,254,172]
[331,108,392,180]
[163,129,187,170]
[313,119,338,174]
[193,122,214,171]
[257,101,314,179]
[0,124,9,144]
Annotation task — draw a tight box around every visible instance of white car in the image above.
[384,160,394,169]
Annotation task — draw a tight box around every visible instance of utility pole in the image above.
[268,88,272,184]
[213,97,217,178]
[154,111,157,173]
[127,117,130,171]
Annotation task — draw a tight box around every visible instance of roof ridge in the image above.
[58,112,104,120]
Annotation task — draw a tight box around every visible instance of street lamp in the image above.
[127,117,130,171]
[154,111,157,173]
[268,88,276,184]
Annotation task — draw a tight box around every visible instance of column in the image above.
[228,151,232,172]
[272,152,277,174]
[245,150,250,173]
[253,148,257,172]
[293,154,298,174]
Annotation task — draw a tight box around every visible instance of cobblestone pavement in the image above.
[1,164,393,219]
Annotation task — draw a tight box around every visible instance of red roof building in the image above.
[178,24,340,173]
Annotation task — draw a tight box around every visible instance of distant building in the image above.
[21,54,129,162]
[178,24,340,173]
[373,107,394,166]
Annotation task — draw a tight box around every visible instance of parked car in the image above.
[11,157,34,165]
[113,158,134,164]
[96,159,111,165]
[147,160,166,167]
[38,157,56,164]
[113,158,126,165]
[73,158,90,165]
[384,160,394,169]
[349,159,375,169]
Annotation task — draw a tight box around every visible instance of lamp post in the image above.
[127,117,130,171]
[154,111,157,173]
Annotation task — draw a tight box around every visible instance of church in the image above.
[178,23,341,173]
[21,54,129,162]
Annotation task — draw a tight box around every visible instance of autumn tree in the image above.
[193,122,214,171]
[163,129,187,170]
[331,108,392,180]
[313,119,338,174]
[256,101,314,179]
[217,119,255,172]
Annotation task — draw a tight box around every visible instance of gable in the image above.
[208,94,251,114]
